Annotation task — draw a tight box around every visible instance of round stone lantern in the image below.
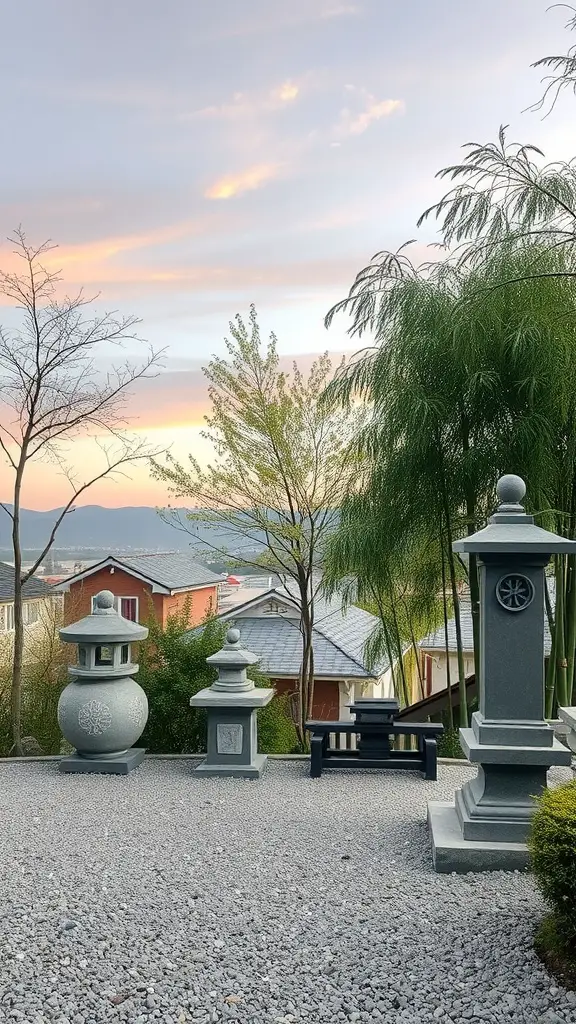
[57,590,149,774]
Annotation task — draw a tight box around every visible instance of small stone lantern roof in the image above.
[453,474,576,555]
[205,627,260,693]
[60,590,148,644]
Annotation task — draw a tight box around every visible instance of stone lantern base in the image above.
[190,687,274,778]
[60,748,146,775]
[428,716,571,872]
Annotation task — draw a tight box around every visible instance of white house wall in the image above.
[425,650,475,694]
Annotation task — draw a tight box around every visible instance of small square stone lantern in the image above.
[428,475,573,872]
[58,590,149,774]
[190,627,274,778]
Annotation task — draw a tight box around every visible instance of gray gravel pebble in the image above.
[0,759,574,1024]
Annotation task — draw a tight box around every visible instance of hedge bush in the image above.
[530,779,576,986]
[530,780,576,935]
[0,664,68,757]
[138,610,298,755]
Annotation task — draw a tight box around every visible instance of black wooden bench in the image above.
[305,719,444,780]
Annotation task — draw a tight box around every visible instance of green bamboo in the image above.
[440,541,455,732]
[565,554,576,705]
[554,556,569,709]
[468,552,480,686]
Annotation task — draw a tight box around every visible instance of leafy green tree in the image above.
[151,306,357,748]
[324,240,576,717]
[138,607,297,754]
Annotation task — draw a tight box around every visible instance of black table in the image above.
[305,701,444,779]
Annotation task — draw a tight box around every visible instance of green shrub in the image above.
[437,727,464,759]
[530,780,576,948]
[138,611,297,755]
[0,665,68,757]
[257,690,298,754]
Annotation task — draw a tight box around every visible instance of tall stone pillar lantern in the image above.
[190,627,274,778]
[57,590,149,774]
[428,474,573,872]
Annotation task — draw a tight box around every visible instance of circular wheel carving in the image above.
[495,573,535,612]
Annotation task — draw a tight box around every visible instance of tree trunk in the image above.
[439,488,468,728]
[468,552,480,683]
[554,555,569,708]
[440,544,454,733]
[295,577,315,752]
[388,597,408,706]
[565,554,576,704]
[11,465,25,756]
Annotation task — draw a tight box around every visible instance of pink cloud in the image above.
[204,163,282,199]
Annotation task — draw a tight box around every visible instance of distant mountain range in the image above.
[0,505,259,556]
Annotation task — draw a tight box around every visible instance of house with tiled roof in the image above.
[57,553,224,630]
[185,582,393,721]
[418,591,554,698]
[0,561,62,667]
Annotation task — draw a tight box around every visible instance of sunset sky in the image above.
[1,0,575,509]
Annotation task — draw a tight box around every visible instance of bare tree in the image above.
[0,228,166,755]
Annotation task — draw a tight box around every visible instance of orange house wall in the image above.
[272,678,340,719]
[64,566,218,629]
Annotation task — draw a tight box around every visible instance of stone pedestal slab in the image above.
[428,802,531,873]
[59,747,146,775]
[190,685,274,779]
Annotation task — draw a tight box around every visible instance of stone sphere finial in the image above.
[226,627,241,645]
[94,590,115,611]
[496,474,526,506]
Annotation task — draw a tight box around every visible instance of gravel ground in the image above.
[0,759,574,1024]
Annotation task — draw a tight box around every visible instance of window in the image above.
[95,645,114,667]
[0,604,15,632]
[91,595,139,621]
[23,601,40,626]
[78,646,87,666]
[119,597,138,622]
[121,644,130,664]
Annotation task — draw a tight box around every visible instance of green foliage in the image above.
[530,780,576,946]
[534,913,576,991]
[151,306,357,746]
[138,607,297,755]
[324,238,576,714]
[436,728,464,760]
[0,664,67,756]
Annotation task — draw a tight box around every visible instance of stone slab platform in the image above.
[428,801,530,873]
[59,748,146,775]
[193,753,268,779]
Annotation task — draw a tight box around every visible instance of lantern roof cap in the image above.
[206,627,259,669]
[59,590,149,644]
[453,475,576,555]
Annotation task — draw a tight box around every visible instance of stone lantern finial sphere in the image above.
[227,627,241,645]
[94,590,115,611]
[496,474,526,505]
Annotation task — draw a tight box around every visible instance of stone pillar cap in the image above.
[59,589,149,644]
[453,474,576,555]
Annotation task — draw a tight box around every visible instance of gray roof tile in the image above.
[187,585,389,679]
[419,579,555,656]
[63,552,223,592]
[0,562,54,601]
[222,616,382,678]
